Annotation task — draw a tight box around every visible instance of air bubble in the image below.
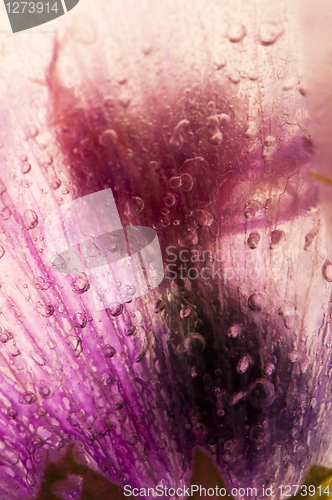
[73,312,87,328]
[107,303,123,317]
[19,391,36,405]
[270,230,285,248]
[322,261,332,282]
[37,302,55,318]
[247,232,260,249]
[124,324,137,336]
[248,293,265,312]
[124,197,144,217]
[0,330,13,343]
[103,345,116,358]
[184,333,206,357]
[24,209,38,229]
[169,176,182,189]
[71,273,90,294]
[99,129,118,148]
[164,193,176,207]
[21,161,31,174]
[34,276,51,290]
[236,354,253,374]
[247,379,275,407]
[181,173,193,191]
[7,407,18,418]
[177,229,198,247]
[227,324,242,338]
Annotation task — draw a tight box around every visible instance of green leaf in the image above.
[37,443,127,500]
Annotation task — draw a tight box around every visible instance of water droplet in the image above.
[304,231,315,250]
[262,136,277,160]
[99,129,118,148]
[219,113,231,125]
[103,345,116,358]
[228,24,247,43]
[247,232,260,249]
[227,324,243,338]
[259,22,283,45]
[107,303,123,317]
[184,333,206,357]
[71,273,90,294]
[0,330,13,343]
[248,69,258,81]
[322,261,332,282]
[21,159,31,174]
[228,70,241,84]
[264,363,275,375]
[73,312,87,328]
[209,130,223,145]
[164,193,176,207]
[236,354,254,374]
[124,197,144,217]
[180,306,192,318]
[248,293,265,312]
[37,302,55,318]
[247,379,275,407]
[24,209,38,229]
[20,391,36,405]
[245,124,259,139]
[270,229,285,248]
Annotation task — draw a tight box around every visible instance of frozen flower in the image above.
[0,0,332,498]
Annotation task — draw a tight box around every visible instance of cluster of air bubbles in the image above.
[169,173,193,192]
